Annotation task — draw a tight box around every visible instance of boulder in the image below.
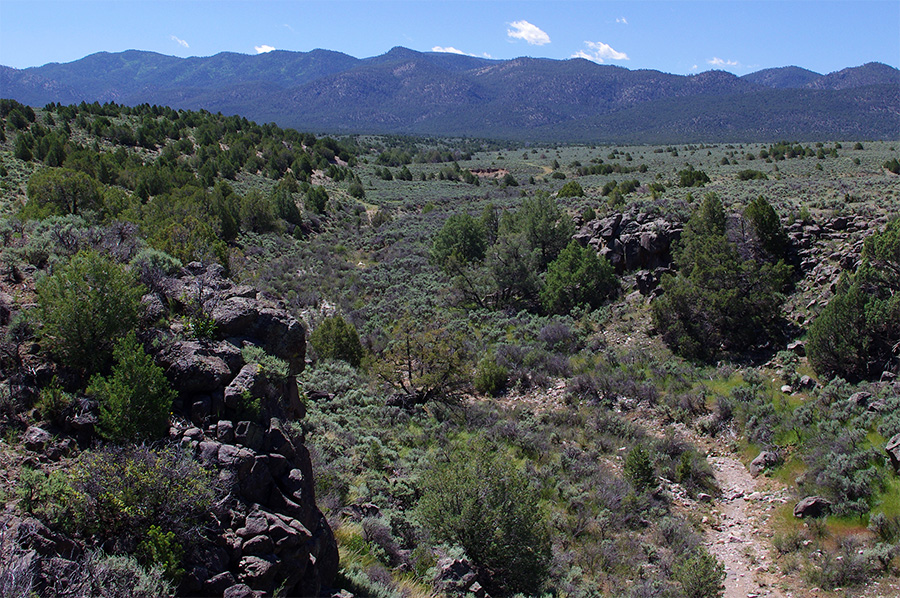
[23,426,53,453]
[239,554,278,591]
[749,451,779,476]
[156,340,241,394]
[224,364,265,410]
[886,434,900,473]
[794,496,831,518]
[848,391,872,407]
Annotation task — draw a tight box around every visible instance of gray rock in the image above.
[237,511,270,538]
[224,364,264,410]
[23,426,52,452]
[242,534,275,555]
[204,571,236,596]
[235,421,264,452]
[217,420,235,443]
[749,451,779,476]
[794,496,831,518]
[239,554,278,590]
[887,434,900,473]
[223,583,258,598]
[156,340,240,394]
[787,340,805,356]
[849,391,872,407]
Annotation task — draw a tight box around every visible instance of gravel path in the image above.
[706,455,789,598]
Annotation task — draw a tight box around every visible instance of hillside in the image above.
[1,100,900,597]
[2,49,898,142]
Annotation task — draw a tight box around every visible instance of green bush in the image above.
[677,166,710,188]
[624,444,656,493]
[418,440,550,595]
[36,250,145,374]
[430,213,487,269]
[473,354,508,396]
[88,332,176,442]
[743,195,789,258]
[672,547,725,598]
[241,344,290,380]
[309,315,364,367]
[24,167,102,219]
[137,525,184,582]
[807,219,900,380]
[556,180,584,197]
[540,240,616,315]
[652,194,789,360]
[47,445,215,554]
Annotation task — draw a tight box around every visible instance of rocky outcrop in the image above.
[574,212,682,277]
[175,419,338,597]
[146,263,307,426]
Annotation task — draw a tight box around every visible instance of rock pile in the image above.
[174,418,338,597]
[574,212,682,278]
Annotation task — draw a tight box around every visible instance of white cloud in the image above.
[707,56,739,67]
[507,20,551,46]
[255,45,276,54]
[432,46,468,55]
[616,17,628,25]
[691,64,699,71]
[571,41,629,63]
[170,35,189,49]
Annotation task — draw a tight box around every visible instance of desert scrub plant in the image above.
[35,445,218,556]
[624,444,657,494]
[473,353,508,396]
[36,249,144,374]
[807,218,900,381]
[417,439,550,595]
[33,378,75,426]
[87,331,176,442]
[672,546,725,598]
[137,525,184,583]
[241,344,290,381]
[309,314,365,367]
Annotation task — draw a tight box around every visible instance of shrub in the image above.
[624,444,656,493]
[36,250,144,374]
[137,525,184,582]
[652,194,789,360]
[672,547,725,598]
[541,240,616,315]
[88,332,176,442]
[417,440,550,595]
[677,166,710,188]
[807,219,900,380]
[430,213,487,268]
[53,445,215,554]
[474,354,509,396]
[241,344,290,381]
[24,167,102,219]
[309,315,364,367]
[557,180,585,198]
[743,195,789,258]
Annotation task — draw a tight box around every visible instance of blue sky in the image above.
[1,1,898,75]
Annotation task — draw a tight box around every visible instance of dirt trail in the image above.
[706,454,790,598]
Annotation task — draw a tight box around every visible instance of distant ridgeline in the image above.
[2,48,899,142]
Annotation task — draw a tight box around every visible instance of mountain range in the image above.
[2,47,898,142]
